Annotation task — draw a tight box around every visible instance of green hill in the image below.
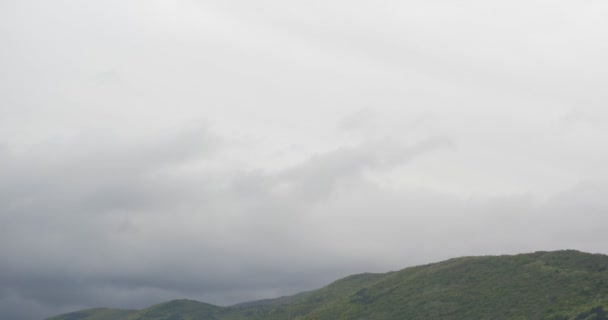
[46,308,136,320]
[47,250,608,320]
[125,300,223,320]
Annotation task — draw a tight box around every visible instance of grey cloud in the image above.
[206,0,608,106]
[2,121,605,317]
[2,1,608,320]
[0,131,443,319]
[338,108,377,133]
[2,125,607,320]
[276,137,451,201]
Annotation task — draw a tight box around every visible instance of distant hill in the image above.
[46,308,136,320]
[47,250,608,320]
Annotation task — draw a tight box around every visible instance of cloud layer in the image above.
[2,0,608,319]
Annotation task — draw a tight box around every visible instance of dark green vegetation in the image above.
[46,308,137,320]
[47,250,608,320]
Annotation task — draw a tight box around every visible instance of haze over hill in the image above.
[48,250,608,320]
[2,0,608,319]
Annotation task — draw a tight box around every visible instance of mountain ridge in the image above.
[47,250,608,320]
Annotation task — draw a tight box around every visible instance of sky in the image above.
[1,0,608,319]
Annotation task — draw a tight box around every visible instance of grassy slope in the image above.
[124,300,224,320]
[223,272,387,320]
[304,250,608,320]
[47,308,137,320]
[46,250,608,320]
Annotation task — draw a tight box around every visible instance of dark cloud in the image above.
[1,124,607,320]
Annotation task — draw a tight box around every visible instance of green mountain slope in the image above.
[224,272,386,320]
[125,300,223,320]
[305,250,608,320]
[47,250,608,320]
[47,308,136,320]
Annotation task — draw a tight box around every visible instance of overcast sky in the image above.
[2,0,608,319]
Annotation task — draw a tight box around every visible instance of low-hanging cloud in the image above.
[1,125,607,320]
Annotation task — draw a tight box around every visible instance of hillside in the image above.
[46,308,136,320]
[47,250,608,320]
